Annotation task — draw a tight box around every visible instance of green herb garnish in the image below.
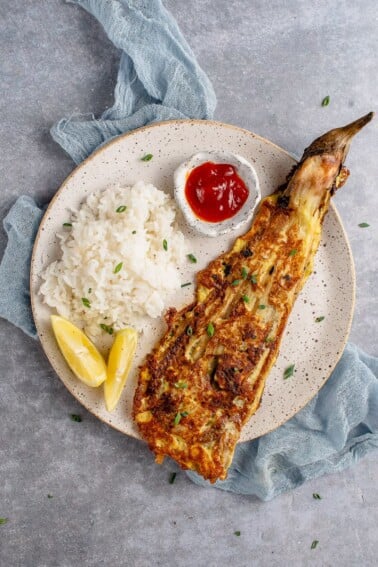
[234,531,241,536]
[321,95,330,106]
[114,262,123,274]
[186,326,193,336]
[100,323,114,335]
[231,279,241,286]
[313,493,322,500]
[81,297,91,308]
[63,222,72,227]
[284,364,295,379]
[169,472,177,484]
[241,267,248,279]
[132,230,137,234]
[250,274,258,284]
[181,282,192,288]
[174,382,188,389]
[174,411,188,426]
[265,337,274,343]
[258,304,266,310]
[311,540,319,549]
[88,288,92,294]
[70,414,82,422]
[0,518,8,525]
[358,222,370,228]
[116,205,127,213]
[47,494,53,499]
[163,239,168,251]
[242,295,250,303]
[206,322,215,337]
[315,316,325,323]
[187,253,197,263]
[141,153,153,162]
[289,249,298,256]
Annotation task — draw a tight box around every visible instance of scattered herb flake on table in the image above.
[313,493,322,500]
[284,364,295,379]
[163,239,168,251]
[311,540,319,549]
[81,297,91,308]
[70,414,82,422]
[358,222,370,228]
[0,518,8,525]
[169,472,177,484]
[47,494,53,499]
[321,95,330,106]
[141,153,153,162]
[315,316,325,323]
[181,282,192,288]
[187,253,197,263]
[234,531,241,536]
[63,222,72,227]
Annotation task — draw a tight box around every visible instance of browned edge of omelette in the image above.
[133,113,374,483]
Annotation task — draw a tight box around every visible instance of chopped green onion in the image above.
[174,411,188,426]
[358,222,370,228]
[315,316,325,323]
[116,205,127,213]
[174,382,188,389]
[289,249,298,256]
[70,414,82,422]
[141,153,153,162]
[234,531,241,536]
[242,295,250,303]
[284,364,295,379]
[265,336,274,343]
[250,274,258,284]
[321,95,330,107]
[114,262,123,274]
[100,323,114,335]
[81,297,91,308]
[258,304,266,310]
[169,472,177,484]
[186,326,193,336]
[181,282,192,288]
[231,279,241,286]
[313,493,322,500]
[311,540,319,549]
[163,239,168,251]
[132,230,137,234]
[187,253,197,263]
[47,494,53,499]
[206,322,215,337]
[241,267,248,279]
[63,222,72,227]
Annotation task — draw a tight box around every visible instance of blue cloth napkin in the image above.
[0,0,376,500]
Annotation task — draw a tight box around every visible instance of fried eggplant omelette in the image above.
[133,113,374,483]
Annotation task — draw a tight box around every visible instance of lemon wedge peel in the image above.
[104,327,138,412]
[51,315,107,388]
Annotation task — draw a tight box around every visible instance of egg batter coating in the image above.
[133,113,373,483]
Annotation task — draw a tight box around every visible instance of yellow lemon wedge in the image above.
[51,315,107,387]
[104,327,138,412]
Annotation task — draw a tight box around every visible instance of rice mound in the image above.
[40,181,187,339]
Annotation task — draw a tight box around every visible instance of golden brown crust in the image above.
[132,114,373,483]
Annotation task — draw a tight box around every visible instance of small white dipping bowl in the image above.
[173,151,261,237]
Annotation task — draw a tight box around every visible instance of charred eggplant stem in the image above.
[133,114,374,483]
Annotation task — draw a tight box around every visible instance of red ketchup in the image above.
[184,162,249,223]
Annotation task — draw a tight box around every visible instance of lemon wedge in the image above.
[51,315,107,387]
[104,327,138,412]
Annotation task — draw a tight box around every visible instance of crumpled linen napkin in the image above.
[0,0,376,500]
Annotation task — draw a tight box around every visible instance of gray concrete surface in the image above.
[1,1,377,565]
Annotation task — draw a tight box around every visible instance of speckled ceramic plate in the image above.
[30,120,355,442]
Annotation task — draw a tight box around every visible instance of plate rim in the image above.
[30,118,356,441]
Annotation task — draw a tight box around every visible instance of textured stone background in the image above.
[0,1,377,565]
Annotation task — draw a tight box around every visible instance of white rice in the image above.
[40,181,187,339]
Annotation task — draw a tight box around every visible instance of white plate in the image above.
[30,120,355,442]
